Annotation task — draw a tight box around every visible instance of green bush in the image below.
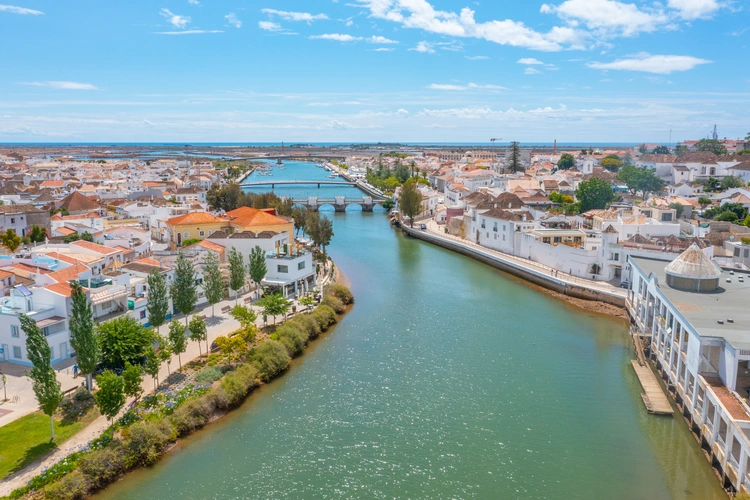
[322,294,346,314]
[206,353,221,366]
[77,444,127,489]
[249,340,291,381]
[312,305,337,331]
[294,314,322,340]
[330,284,354,305]
[122,420,175,467]
[276,322,309,356]
[195,366,223,384]
[42,470,89,500]
[170,397,215,436]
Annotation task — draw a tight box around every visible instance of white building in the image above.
[628,248,750,495]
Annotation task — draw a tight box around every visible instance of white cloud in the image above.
[396,108,409,117]
[517,58,544,65]
[541,0,676,37]
[525,68,542,75]
[427,82,506,91]
[465,55,489,60]
[0,4,43,14]
[225,13,241,28]
[261,8,328,22]
[410,41,435,53]
[587,53,711,74]
[427,84,467,90]
[187,0,199,4]
[374,47,395,51]
[368,35,398,44]
[667,0,719,19]
[160,8,190,29]
[19,81,99,90]
[259,21,282,31]
[153,30,223,35]
[309,33,361,42]
[353,0,586,52]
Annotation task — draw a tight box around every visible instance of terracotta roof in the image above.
[71,240,120,255]
[603,225,619,234]
[45,282,73,298]
[226,206,290,228]
[167,211,226,226]
[197,240,226,254]
[134,257,164,267]
[676,151,718,163]
[59,191,101,213]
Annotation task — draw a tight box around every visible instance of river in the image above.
[102,161,724,499]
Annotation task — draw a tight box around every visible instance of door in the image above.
[177,232,182,246]
[0,344,7,361]
[59,342,68,360]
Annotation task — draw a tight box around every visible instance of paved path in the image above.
[421,219,626,297]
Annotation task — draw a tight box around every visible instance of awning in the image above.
[36,316,65,328]
[90,287,128,305]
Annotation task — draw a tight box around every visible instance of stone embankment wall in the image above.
[402,225,626,308]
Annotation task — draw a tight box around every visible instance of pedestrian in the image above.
[73,364,79,378]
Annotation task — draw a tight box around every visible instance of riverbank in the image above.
[4,284,354,500]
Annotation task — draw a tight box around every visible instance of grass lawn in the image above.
[0,409,96,480]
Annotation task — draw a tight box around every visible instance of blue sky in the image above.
[0,0,747,143]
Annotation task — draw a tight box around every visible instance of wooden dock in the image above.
[631,360,673,415]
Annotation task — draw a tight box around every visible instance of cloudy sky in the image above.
[0,0,747,143]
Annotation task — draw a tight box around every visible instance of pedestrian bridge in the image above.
[240,180,356,188]
[293,196,387,212]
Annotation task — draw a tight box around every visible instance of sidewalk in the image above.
[420,219,626,297]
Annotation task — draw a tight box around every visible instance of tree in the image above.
[705,202,748,221]
[721,176,745,190]
[305,213,334,252]
[623,153,634,167]
[96,315,155,370]
[715,211,739,222]
[146,270,169,334]
[172,252,197,326]
[299,295,315,311]
[249,245,267,294]
[122,362,143,401]
[228,247,246,304]
[231,304,257,340]
[669,202,685,219]
[399,178,423,228]
[158,337,172,377]
[291,205,308,236]
[705,177,720,192]
[616,165,664,195]
[2,228,21,252]
[653,146,671,155]
[215,335,247,366]
[600,155,623,172]
[188,315,208,357]
[28,225,47,243]
[259,293,290,325]
[144,345,161,389]
[557,153,575,170]
[675,145,688,156]
[695,139,727,156]
[507,141,523,173]
[576,178,615,213]
[167,320,187,371]
[21,314,63,440]
[697,196,712,210]
[94,370,125,422]
[202,252,224,317]
[394,162,410,183]
[638,144,648,154]
[69,281,98,392]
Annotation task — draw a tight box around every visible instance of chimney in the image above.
[553,139,557,155]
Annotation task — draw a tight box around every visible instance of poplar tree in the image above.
[202,251,225,316]
[21,314,63,440]
[122,362,143,401]
[172,252,197,326]
[398,178,422,228]
[228,247,246,304]
[168,320,187,371]
[146,269,170,333]
[189,314,209,357]
[69,281,98,392]
[249,245,267,296]
[144,345,161,389]
[94,370,125,422]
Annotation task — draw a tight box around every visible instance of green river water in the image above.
[102,163,724,499]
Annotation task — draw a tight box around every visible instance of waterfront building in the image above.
[628,247,750,494]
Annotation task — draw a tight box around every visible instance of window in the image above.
[481,219,486,229]
[199,231,205,237]
[11,325,20,338]
[101,300,112,310]
[543,237,551,244]
[208,230,212,236]
[184,232,189,238]
[277,265,288,273]
[493,222,498,232]
[298,261,305,270]
[553,237,562,243]
[735,248,741,257]
[13,346,21,359]
[745,249,749,258]
[10,218,15,224]
[661,213,673,222]
[614,253,619,262]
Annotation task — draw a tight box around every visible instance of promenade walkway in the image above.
[418,219,626,298]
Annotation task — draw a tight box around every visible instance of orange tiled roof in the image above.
[47,262,90,284]
[167,212,226,226]
[197,240,226,254]
[71,240,120,255]
[135,257,163,267]
[225,206,289,227]
[45,282,73,298]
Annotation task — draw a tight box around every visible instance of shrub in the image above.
[249,340,291,381]
[170,397,214,436]
[195,366,223,385]
[216,364,259,408]
[294,314,322,340]
[122,419,176,467]
[322,294,345,314]
[42,469,90,500]
[206,353,221,366]
[330,284,354,305]
[78,444,127,489]
[312,305,337,331]
[275,322,309,356]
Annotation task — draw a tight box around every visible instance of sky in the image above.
[0,0,748,143]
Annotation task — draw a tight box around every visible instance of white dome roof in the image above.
[665,244,721,280]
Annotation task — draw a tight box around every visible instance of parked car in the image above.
[620,280,630,289]
[420,224,427,230]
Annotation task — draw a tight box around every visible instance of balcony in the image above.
[0,297,55,316]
